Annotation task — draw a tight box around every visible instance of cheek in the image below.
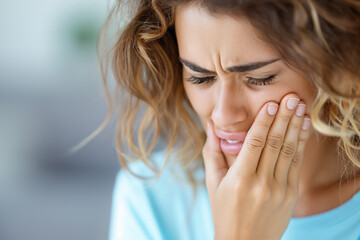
[283,72,317,110]
[300,80,317,111]
[183,82,214,120]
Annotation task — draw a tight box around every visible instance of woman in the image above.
[99,0,360,239]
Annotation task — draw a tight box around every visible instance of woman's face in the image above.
[175,5,317,165]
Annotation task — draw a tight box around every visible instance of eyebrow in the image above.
[178,58,280,74]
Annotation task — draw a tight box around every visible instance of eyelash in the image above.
[185,75,276,86]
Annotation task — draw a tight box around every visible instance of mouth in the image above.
[214,129,248,155]
[220,139,244,155]
[224,139,243,144]
[214,129,247,141]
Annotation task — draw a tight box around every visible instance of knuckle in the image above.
[231,179,248,197]
[298,130,309,142]
[259,180,284,203]
[278,112,292,123]
[266,134,284,150]
[256,178,272,200]
[233,181,245,193]
[259,189,272,203]
[246,136,266,152]
[291,119,302,130]
[281,141,297,157]
[259,116,272,128]
[291,153,303,167]
[255,186,272,204]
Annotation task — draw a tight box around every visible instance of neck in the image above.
[299,131,354,195]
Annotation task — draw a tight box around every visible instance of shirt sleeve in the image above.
[108,169,164,240]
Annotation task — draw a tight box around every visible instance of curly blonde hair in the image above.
[74,0,360,191]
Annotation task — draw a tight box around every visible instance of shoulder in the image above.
[111,150,208,220]
[115,150,205,191]
[109,150,211,240]
[114,150,189,189]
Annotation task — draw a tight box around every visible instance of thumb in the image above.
[203,120,228,189]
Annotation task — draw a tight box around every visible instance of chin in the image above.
[224,153,237,167]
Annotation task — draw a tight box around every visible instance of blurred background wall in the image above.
[0,0,121,239]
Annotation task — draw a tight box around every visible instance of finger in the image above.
[274,102,306,185]
[287,116,311,190]
[230,102,277,177]
[256,95,300,181]
[202,120,228,190]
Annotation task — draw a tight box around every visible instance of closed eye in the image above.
[185,74,277,86]
[185,76,215,85]
[246,75,276,86]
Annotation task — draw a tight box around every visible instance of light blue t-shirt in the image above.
[109,151,360,240]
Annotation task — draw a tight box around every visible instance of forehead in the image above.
[174,4,279,67]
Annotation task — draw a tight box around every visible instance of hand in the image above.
[203,94,311,240]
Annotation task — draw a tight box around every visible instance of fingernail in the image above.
[296,104,306,116]
[268,103,279,115]
[302,118,311,130]
[287,98,300,110]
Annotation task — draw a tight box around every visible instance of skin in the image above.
[174,3,360,234]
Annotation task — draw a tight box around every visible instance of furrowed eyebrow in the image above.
[226,59,279,72]
[179,58,280,73]
[179,58,216,74]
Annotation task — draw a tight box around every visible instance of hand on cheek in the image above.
[202,93,311,240]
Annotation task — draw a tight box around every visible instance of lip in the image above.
[220,139,244,155]
[214,129,248,142]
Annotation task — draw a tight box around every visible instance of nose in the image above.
[211,81,247,130]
